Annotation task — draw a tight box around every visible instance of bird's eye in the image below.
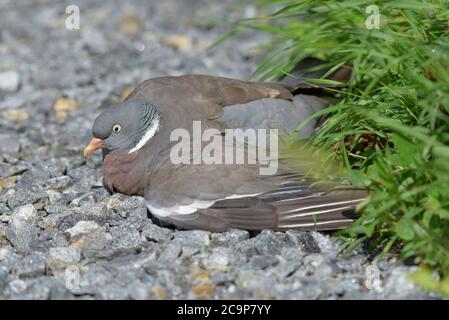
[112,124,122,133]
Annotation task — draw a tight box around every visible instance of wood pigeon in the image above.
[84,71,367,232]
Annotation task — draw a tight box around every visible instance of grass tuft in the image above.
[227,0,449,292]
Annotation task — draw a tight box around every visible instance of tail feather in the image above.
[278,218,354,231]
[272,188,367,231]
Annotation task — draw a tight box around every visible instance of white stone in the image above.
[8,279,27,294]
[0,70,20,92]
[0,247,10,261]
[13,204,37,222]
[47,190,63,203]
[203,252,229,271]
[65,221,101,237]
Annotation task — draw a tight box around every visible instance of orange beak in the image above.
[83,138,103,157]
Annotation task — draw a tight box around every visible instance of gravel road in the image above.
[0,0,435,299]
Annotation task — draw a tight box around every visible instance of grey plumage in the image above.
[218,95,327,138]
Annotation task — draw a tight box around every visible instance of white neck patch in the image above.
[128,116,160,154]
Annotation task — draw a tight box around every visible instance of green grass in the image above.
[224,0,449,294]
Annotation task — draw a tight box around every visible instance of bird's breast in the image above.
[103,149,146,196]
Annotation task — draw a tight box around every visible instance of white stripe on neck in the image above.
[128,117,160,154]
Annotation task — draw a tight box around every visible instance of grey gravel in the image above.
[141,223,173,243]
[0,133,21,153]
[249,255,280,270]
[5,217,39,254]
[6,186,47,209]
[0,0,438,300]
[48,247,81,264]
[45,176,73,191]
[12,253,46,279]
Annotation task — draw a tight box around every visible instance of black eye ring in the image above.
[112,124,122,133]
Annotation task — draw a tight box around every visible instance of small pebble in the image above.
[0,70,20,92]
[65,221,102,238]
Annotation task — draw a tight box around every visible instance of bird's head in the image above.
[84,98,161,157]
